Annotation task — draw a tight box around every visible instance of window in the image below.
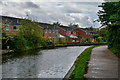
[56,30,58,33]
[53,30,55,33]
[17,19,19,23]
[13,26,16,30]
[45,29,47,33]
[49,30,51,33]
[69,31,71,34]
[5,26,9,30]
[13,26,18,30]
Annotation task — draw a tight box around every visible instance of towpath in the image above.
[86,46,119,79]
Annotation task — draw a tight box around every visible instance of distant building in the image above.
[76,28,97,42]
[56,26,80,43]
[1,16,97,43]
[39,23,59,38]
[1,16,21,35]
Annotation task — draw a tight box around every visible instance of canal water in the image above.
[2,46,90,78]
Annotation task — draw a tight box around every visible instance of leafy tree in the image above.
[98,2,120,26]
[20,19,43,47]
[68,23,79,28]
[52,22,61,26]
[98,26,108,40]
[98,2,120,57]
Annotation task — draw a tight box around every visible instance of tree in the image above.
[98,2,120,57]
[98,26,108,40]
[52,22,61,26]
[68,23,79,28]
[98,2,120,26]
[20,19,43,47]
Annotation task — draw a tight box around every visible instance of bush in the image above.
[109,48,120,58]
[40,37,55,48]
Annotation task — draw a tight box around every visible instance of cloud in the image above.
[1,1,102,28]
[1,0,104,2]
[25,2,40,8]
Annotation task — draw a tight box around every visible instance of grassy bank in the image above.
[69,46,96,79]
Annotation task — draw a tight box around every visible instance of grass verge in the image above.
[69,46,96,80]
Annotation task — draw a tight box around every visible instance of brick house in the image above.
[56,26,80,43]
[76,28,97,42]
[1,16,59,39]
[1,16,20,35]
[1,16,97,43]
[39,23,59,38]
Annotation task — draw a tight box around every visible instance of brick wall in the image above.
[56,26,77,37]
[56,26,66,36]
[76,28,93,38]
[3,26,18,35]
[43,29,58,38]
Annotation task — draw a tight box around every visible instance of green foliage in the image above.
[10,19,54,51]
[40,37,55,48]
[69,46,96,79]
[2,32,8,38]
[20,19,43,47]
[110,47,120,58]
[107,25,120,49]
[52,22,61,26]
[68,23,79,28]
[96,38,100,42]
[98,27,108,40]
[98,2,120,57]
[93,34,99,39]
[98,2,120,26]
[93,35,100,42]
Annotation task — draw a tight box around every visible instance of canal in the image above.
[2,46,90,78]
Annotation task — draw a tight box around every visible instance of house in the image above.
[1,16,97,43]
[56,25,80,43]
[1,16,21,35]
[1,16,59,39]
[39,23,59,38]
[76,28,97,42]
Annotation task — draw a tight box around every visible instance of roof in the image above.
[85,30,97,34]
[1,16,21,25]
[39,22,58,30]
[58,25,76,32]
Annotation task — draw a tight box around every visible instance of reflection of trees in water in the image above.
[2,49,42,63]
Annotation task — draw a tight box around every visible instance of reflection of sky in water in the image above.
[2,46,90,78]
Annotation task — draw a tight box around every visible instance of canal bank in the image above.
[65,46,96,79]
[66,45,119,80]
[1,43,107,55]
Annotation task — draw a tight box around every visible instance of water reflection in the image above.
[2,49,42,63]
[2,46,90,78]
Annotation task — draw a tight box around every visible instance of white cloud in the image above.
[1,1,103,28]
[1,0,104,2]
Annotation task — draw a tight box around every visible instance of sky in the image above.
[0,0,105,28]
